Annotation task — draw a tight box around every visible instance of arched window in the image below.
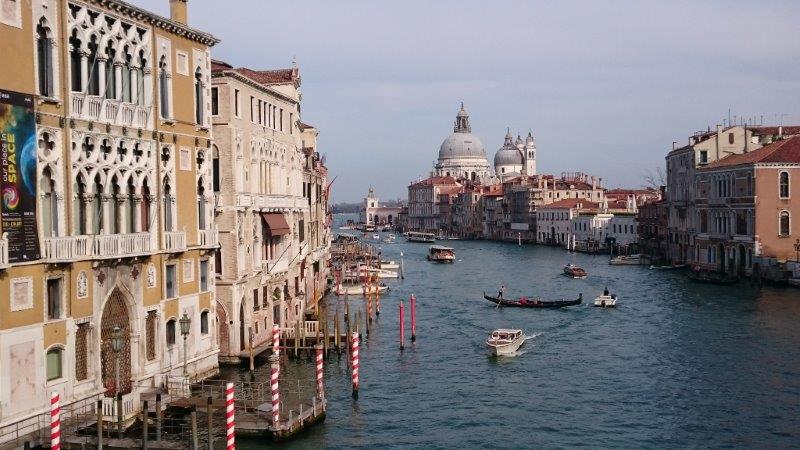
[110,175,121,234]
[36,20,53,97]
[728,132,734,145]
[163,180,173,231]
[779,211,790,237]
[159,56,169,118]
[87,35,100,95]
[122,48,132,103]
[104,41,116,99]
[746,173,753,196]
[194,67,204,125]
[200,311,209,334]
[779,172,789,199]
[69,30,82,92]
[212,146,220,193]
[40,167,57,237]
[46,347,63,381]
[141,180,151,232]
[127,177,136,233]
[92,175,103,234]
[197,179,206,230]
[135,49,146,105]
[166,318,176,346]
[75,177,87,235]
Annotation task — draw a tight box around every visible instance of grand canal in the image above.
[228,227,800,448]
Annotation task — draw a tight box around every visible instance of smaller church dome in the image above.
[494,129,524,166]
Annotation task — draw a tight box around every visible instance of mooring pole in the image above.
[116,392,123,438]
[207,396,214,450]
[96,399,103,449]
[351,331,360,399]
[155,393,162,442]
[399,300,405,351]
[190,406,199,450]
[50,392,60,450]
[142,400,148,450]
[411,294,417,342]
[225,383,235,449]
[270,354,281,430]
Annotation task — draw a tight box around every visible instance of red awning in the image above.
[261,213,291,236]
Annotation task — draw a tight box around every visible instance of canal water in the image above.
[229,222,800,448]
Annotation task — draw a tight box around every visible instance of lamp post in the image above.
[179,313,191,376]
[794,239,800,264]
[110,325,124,396]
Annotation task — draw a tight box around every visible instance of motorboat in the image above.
[335,283,390,296]
[483,293,583,308]
[372,233,381,240]
[563,264,588,279]
[427,245,455,263]
[407,232,436,243]
[379,260,400,270]
[609,254,642,266]
[486,329,525,356]
[382,234,396,244]
[594,291,618,307]
[649,264,687,270]
[348,266,399,279]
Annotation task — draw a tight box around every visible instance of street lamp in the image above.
[110,325,124,396]
[179,313,191,376]
[794,239,800,265]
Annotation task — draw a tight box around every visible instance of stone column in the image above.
[116,195,128,234]
[97,58,107,98]
[129,66,139,104]
[132,195,143,233]
[114,63,123,100]
[101,193,113,235]
[80,52,89,92]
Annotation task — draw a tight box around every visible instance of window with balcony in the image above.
[165,264,176,298]
[197,180,206,230]
[122,50,132,103]
[46,348,63,381]
[163,180,173,232]
[104,42,116,99]
[47,277,63,320]
[40,166,58,238]
[780,211,790,237]
[141,180,152,232]
[779,172,790,199]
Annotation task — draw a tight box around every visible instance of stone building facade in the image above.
[210,59,329,362]
[0,0,219,435]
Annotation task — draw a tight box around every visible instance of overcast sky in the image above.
[136,0,800,202]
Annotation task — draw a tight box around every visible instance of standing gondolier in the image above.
[498,285,506,299]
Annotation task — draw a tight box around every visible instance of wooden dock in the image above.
[238,396,326,442]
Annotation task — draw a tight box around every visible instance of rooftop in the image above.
[701,135,800,169]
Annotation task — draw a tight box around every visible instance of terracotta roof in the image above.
[749,126,800,136]
[211,59,232,72]
[233,67,298,85]
[701,136,800,169]
[438,186,463,195]
[298,121,315,131]
[540,198,599,209]
[410,176,459,187]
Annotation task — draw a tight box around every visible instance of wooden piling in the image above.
[399,300,405,351]
[190,406,199,450]
[116,392,123,438]
[155,393,162,442]
[141,401,148,450]
[411,294,417,342]
[294,321,300,358]
[96,400,103,449]
[206,397,213,450]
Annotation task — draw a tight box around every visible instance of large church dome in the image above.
[437,103,487,160]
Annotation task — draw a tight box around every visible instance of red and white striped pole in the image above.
[410,294,417,342]
[225,382,235,450]
[50,392,61,450]
[399,300,405,350]
[272,324,280,357]
[351,331,359,399]
[315,343,324,400]
[270,354,280,429]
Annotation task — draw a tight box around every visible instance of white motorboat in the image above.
[335,283,389,296]
[594,293,618,307]
[427,245,455,263]
[372,233,380,240]
[379,260,400,270]
[407,231,436,243]
[486,329,525,356]
[348,266,399,279]
[609,254,642,266]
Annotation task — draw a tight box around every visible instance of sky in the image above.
[135,0,800,202]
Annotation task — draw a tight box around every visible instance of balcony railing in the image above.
[163,230,187,253]
[43,235,93,262]
[70,93,153,129]
[0,233,8,269]
[235,193,307,211]
[95,232,152,258]
[263,258,289,275]
[198,227,218,248]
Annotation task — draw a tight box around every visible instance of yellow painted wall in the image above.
[164,297,178,320]
[70,261,93,318]
[43,320,67,348]
[0,4,35,94]
[0,265,46,329]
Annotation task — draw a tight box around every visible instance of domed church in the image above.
[494,129,537,181]
[434,103,491,182]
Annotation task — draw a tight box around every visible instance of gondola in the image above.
[686,270,738,285]
[483,293,583,308]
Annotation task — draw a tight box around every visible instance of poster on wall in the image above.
[0,89,40,262]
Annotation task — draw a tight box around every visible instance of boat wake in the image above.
[524,332,542,341]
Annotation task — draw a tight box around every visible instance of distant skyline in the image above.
[135,0,800,202]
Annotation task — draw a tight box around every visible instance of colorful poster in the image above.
[0,89,40,262]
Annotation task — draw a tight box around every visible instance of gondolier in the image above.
[498,285,506,299]
[484,292,582,308]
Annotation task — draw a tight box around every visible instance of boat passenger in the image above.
[603,287,609,296]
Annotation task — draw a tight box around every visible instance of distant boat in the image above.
[379,260,399,270]
[563,264,588,279]
[687,270,738,285]
[594,291,618,308]
[649,264,687,270]
[407,232,436,243]
[427,245,455,263]
[609,254,641,266]
[483,293,583,308]
[335,283,390,296]
[486,329,525,356]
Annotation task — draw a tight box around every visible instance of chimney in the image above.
[170,0,188,24]
[672,141,676,151]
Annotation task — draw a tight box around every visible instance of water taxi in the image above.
[335,283,390,296]
[486,329,525,356]
[379,260,400,270]
[563,264,588,279]
[427,245,455,263]
[594,289,618,307]
[407,231,436,243]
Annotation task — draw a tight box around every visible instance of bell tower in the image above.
[524,131,537,176]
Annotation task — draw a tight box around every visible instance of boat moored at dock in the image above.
[609,254,642,265]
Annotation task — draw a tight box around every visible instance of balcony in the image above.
[94,232,152,258]
[235,193,308,211]
[198,227,219,249]
[0,233,8,269]
[43,235,93,262]
[262,258,289,275]
[163,230,187,253]
[70,93,153,129]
